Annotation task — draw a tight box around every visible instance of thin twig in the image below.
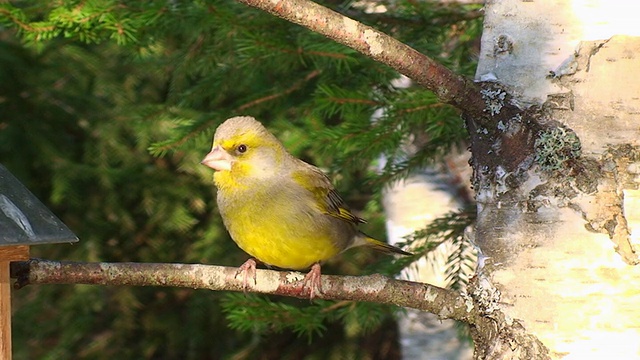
[236,70,321,111]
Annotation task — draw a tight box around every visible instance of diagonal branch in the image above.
[233,0,487,119]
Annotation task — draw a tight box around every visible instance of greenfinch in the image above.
[202,116,410,298]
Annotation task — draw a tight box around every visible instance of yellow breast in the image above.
[229,216,342,270]
[215,171,344,270]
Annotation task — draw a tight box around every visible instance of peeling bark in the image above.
[472,1,640,358]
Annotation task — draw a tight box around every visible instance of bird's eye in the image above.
[237,144,247,153]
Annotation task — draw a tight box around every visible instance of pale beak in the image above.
[201,145,233,171]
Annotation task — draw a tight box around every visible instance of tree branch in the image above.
[11,259,470,319]
[234,0,486,118]
[10,259,549,358]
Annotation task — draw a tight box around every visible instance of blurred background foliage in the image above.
[0,0,481,358]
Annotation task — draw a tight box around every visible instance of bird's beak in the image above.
[201,145,233,171]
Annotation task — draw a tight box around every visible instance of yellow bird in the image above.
[201,116,410,298]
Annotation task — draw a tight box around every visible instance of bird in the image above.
[201,116,411,299]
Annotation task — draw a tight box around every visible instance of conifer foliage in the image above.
[1,1,481,358]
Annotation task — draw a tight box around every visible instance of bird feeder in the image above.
[0,164,77,359]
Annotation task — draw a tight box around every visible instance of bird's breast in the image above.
[216,180,353,270]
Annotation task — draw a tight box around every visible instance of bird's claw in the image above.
[301,263,323,300]
[235,258,258,292]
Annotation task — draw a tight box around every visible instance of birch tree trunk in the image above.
[378,75,475,359]
[472,0,640,358]
[384,161,473,360]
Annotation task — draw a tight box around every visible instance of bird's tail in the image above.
[357,234,412,256]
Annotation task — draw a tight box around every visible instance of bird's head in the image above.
[201,116,288,180]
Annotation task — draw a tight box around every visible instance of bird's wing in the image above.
[291,160,365,225]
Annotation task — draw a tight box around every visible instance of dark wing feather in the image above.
[291,160,365,225]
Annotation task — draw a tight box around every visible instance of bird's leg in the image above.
[235,258,257,292]
[301,263,323,300]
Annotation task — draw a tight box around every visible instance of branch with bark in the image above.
[233,0,487,120]
[11,259,549,359]
[11,259,467,316]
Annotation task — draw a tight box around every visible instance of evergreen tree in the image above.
[0,1,481,358]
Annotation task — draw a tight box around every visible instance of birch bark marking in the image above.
[473,1,640,357]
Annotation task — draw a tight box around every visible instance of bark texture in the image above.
[472,1,640,358]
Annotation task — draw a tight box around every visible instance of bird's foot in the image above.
[235,258,257,292]
[301,263,323,300]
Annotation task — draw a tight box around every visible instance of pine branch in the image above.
[343,8,484,28]
[231,0,486,119]
[236,69,322,111]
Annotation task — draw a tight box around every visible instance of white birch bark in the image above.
[379,74,474,358]
[384,165,474,360]
[474,1,640,358]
